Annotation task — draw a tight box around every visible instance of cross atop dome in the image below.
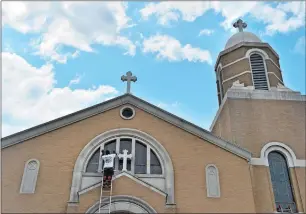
[233,19,247,32]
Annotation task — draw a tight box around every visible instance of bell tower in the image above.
[215,19,284,105]
[210,18,305,161]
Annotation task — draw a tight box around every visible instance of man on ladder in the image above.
[101,150,117,189]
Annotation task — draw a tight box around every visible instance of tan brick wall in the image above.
[220,47,247,66]
[251,166,275,213]
[261,47,280,67]
[212,99,306,159]
[2,105,255,213]
[211,103,232,142]
[222,73,253,96]
[221,59,251,80]
[266,60,283,83]
[268,73,281,88]
[294,168,306,211]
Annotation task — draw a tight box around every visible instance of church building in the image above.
[1,19,305,213]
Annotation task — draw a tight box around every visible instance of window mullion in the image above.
[147,145,151,174]
[115,137,120,171]
[131,138,135,174]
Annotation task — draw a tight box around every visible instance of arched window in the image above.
[205,164,220,198]
[86,137,162,175]
[20,159,40,194]
[268,152,297,213]
[250,53,269,90]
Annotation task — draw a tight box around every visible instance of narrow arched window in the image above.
[150,149,162,174]
[268,152,297,213]
[205,164,220,198]
[119,138,132,171]
[135,141,147,174]
[20,159,40,193]
[250,53,269,90]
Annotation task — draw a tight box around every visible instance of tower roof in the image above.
[224,18,262,50]
[225,31,262,49]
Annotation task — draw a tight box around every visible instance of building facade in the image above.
[1,19,305,213]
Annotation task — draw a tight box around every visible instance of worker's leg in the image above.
[108,168,114,181]
[103,168,110,188]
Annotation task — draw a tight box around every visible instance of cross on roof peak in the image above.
[121,71,137,94]
[233,19,247,32]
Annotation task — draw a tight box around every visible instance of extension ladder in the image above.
[98,171,114,214]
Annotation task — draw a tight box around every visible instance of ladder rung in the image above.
[101,196,110,200]
[99,206,109,209]
[99,208,110,212]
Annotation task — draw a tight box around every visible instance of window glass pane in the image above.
[119,138,132,171]
[150,149,162,174]
[86,149,100,172]
[104,140,116,154]
[135,141,147,174]
[268,152,297,212]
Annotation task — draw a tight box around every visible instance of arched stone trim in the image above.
[69,128,175,205]
[205,164,221,198]
[261,142,296,167]
[85,195,157,213]
[20,159,40,194]
[250,142,306,167]
[245,48,269,59]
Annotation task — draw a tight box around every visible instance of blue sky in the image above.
[2,1,305,137]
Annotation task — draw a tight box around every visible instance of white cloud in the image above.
[68,73,84,86]
[198,29,214,36]
[249,2,305,36]
[157,101,180,109]
[2,2,136,63]
[2,52,118,137]
[140,2,211,26]
[2,124,28,137]
[140,1,305,35]
[142,34,212,64]
[293,36,305,55]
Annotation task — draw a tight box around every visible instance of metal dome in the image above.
[225,31,262,49]
[224,19,262,50]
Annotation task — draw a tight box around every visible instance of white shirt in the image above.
[102,154,116,169]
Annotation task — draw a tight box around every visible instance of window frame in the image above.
[120,105,136,120]
[268,151,297,213]
[84,136,164,176]
[205,164,221,198]
[248,52,270,90]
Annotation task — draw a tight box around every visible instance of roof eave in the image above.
[1,93,252,161]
